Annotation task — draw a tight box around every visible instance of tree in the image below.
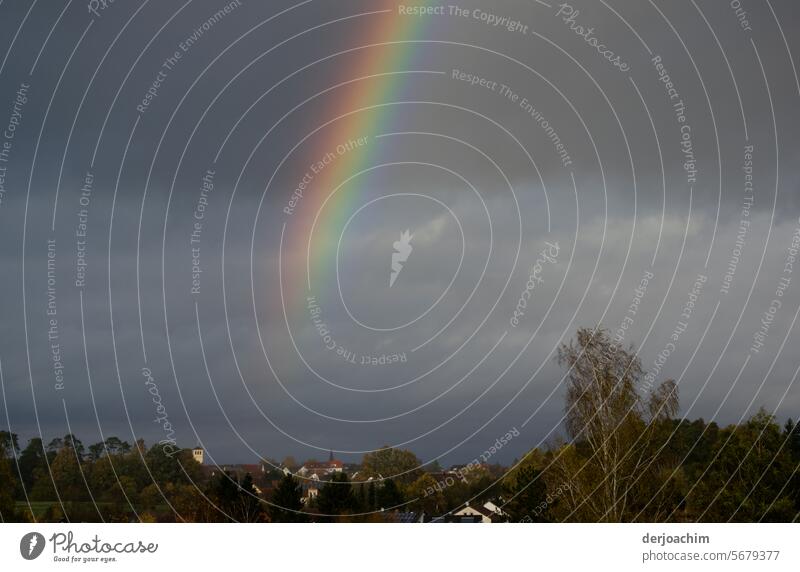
[206,471,263,522]
[86,437,130,461]
[19,438,48,493]
[366,481,377,512]
[783,419,800,512]
[144,444,203,487]
[164,482,217,523]
[0,430,19,458]
[233,474,264,522]
[502,464,549,521]
[62,434,84,458]
[426,459,443,473]
[316,473,358,517]
[436,474,470,513]
[46,437,63,453]
[88,442,105,462]
[784,419,800,461]
[551,328,679,522]
[139,483,163,510]
[376,478,404,509]
[49,446,88,503]
[268,474,306,522]
[0,431,21,504]
[361,447,422,484]
[88,456,137,507]
[0,456,18,521]
[104,437,131,455]
[281,456,299,472]
[689,409,796,522]
[23,438,55,501]
[44,434,84,457]
[405,474,444,516]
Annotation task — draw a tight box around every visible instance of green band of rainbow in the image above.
[287,2,435,308]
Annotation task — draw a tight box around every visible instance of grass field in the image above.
[14,501,157,522]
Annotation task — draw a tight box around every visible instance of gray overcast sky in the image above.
[0,0,799,467]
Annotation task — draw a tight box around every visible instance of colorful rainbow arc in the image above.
[287,3,436,307]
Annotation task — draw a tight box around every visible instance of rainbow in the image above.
[285,1,436,305]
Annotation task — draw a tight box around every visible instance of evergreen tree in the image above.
[207,471,264,522]
[317,473,358,517]
[376,478,404,509]
[88,442,105,462]
[367,481,377,512]
[18,438,47,494]
[268,474,307,522]
[503,464,548,521]
[235,474,264,522]
[209,471,240,518]
[784,419,800,461]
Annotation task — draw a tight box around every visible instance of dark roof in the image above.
[239,464,263,473]
[382,511,419,523]
[470,505,495,518]
[428,515,483,523]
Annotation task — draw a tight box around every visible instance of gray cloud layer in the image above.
[0,0,798,465]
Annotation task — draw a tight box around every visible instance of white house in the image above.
[453,502,506,523]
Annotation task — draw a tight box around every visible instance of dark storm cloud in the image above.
[0,0,799,466]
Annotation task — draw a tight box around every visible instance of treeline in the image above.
[0,434,506,522]
[291,408,800,522]
[0,434,262,522]
[526,328,800,522]
[1,328,799,522]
